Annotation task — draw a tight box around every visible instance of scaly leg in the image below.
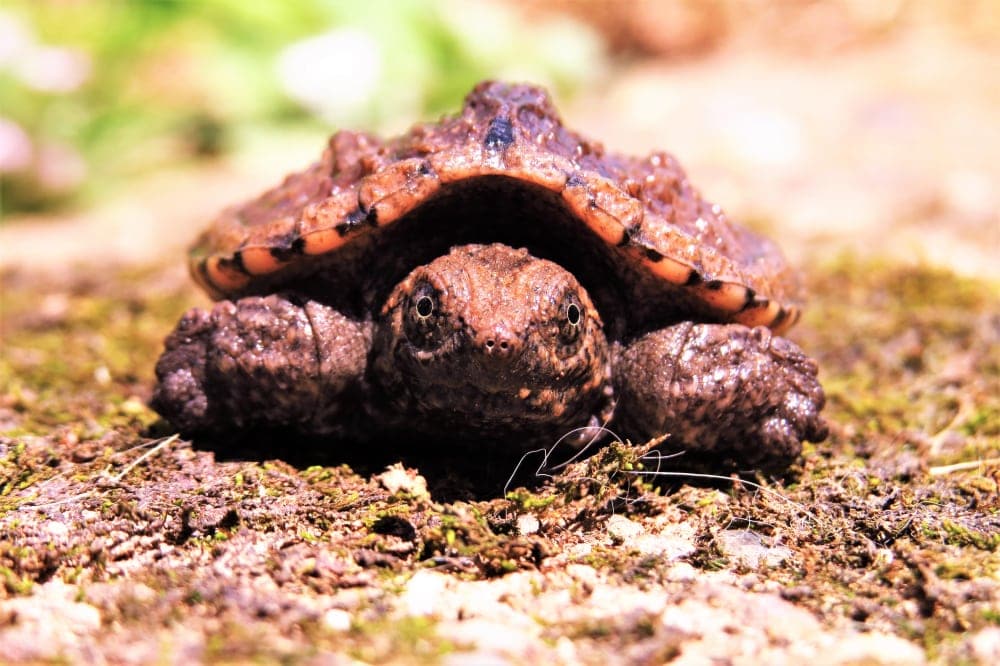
[614,322,827,468]
[152,294,372,435]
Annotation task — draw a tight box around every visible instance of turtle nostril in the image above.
[482,326,516,356]
[483,335,514,356]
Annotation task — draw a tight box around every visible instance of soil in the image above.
[1,12,998,666]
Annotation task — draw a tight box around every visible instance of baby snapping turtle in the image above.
[153,81,826,468]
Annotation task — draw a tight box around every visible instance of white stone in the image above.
[436,618,540,661]
[375,463,429,498]
[565,563,599,589]
[970,627,1000,663]
[43,520,69,538]
[401,570,450,617]
[632,532,696,560]
[516,513,540,536]
[715,529,792,569]
[606,514,643,543]
[823,633,926,665]
[0,580,101,662]
[666,562,698,582]
[321,608,353,632]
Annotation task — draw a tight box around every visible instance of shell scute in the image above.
[190,81,806,331]
[298,189,361,255]
[205,255,251,294]
[427,144,492,184]
[358,158,441,227]
[501,143,573,190]
[561,172,634,247]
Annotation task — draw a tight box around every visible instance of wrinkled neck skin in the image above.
[371,243,614,443]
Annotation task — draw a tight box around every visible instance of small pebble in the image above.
[516,513,539,536]
[321,608,352,632]
[606,515,643,543]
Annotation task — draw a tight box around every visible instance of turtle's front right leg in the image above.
[152,294,372,435]
[613,322,827,469]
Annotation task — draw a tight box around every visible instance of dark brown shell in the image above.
[191,81,804,333]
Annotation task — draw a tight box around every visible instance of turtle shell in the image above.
[190,81,804,334]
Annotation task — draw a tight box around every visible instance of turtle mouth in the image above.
[403,338,549,397]
[389,333,609,429]
[404,379,594,430]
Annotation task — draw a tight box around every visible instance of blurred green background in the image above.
[2,0,995,288]
[0,0,603,215]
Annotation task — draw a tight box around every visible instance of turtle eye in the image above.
[411,282,437,320]
[566,302,581,326]
[559,294,584,343]
[415,294,434,319]
[404,281,445,350]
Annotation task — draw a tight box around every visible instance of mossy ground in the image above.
[1,255,997,663]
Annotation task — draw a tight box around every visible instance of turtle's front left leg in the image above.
[613,322,827,469]
[152,294,372,436]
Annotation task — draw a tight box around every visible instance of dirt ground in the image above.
[2,11,999,666]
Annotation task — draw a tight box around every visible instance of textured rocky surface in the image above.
[2,11,998,664]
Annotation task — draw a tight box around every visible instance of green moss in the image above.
[802,256,999,468]
[934,518,1000,551]
[0,565,35,595]
[505,488,557,511]
[0,267,192,439]
[961,407,1000,437]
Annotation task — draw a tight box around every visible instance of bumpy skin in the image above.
[372,244,613,441]
[614,323,827,468]
[152,295,371,435]
[153,244,826,466]
[154,245,614,443]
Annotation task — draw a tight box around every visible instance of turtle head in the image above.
[373,243,611,438]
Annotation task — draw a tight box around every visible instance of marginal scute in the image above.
[427,144,492,183]
[240,214,297,253]
[294,189,361,255]
[640,252,694,285]
[684,270,703,286]
[270,236,304,262]
[593,177,643,233]
[343,205,375,233]
[358,158,441,226]
[698,281,752,313]
[562,173,628,246]
[502,146,573,190]
[300,189,357,235]
[206,255,250,293]
[240,245,288,275]
[302,227,348,256]
[776,307,800,334]
[189,259,216,297]
[734,299,780,329]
